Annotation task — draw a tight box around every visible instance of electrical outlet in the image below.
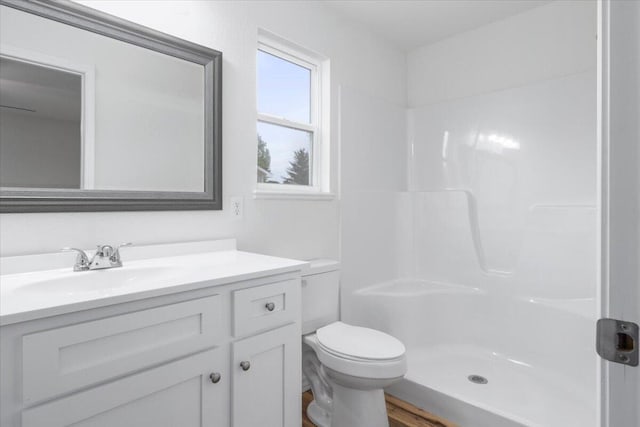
[229,196,243,219]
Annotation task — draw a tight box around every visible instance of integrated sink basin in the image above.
[12,265,183,296]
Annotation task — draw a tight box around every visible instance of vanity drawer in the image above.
[233,279,300,337]
[22,295,224,405]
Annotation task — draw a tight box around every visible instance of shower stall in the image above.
[340,1,638,426]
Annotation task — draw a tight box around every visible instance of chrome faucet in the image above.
[61,247,91,271]
[62,243,132,271]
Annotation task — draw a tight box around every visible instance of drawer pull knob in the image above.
[265,302,276,311]
[209,372,221,383]
[240,361,251,371]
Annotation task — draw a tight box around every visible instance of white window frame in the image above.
[255,32,332,200]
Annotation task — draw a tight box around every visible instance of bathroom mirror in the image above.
[0,0,222,212]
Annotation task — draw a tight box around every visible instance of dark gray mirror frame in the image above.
[0,0,222,212]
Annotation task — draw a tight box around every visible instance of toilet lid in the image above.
[316,322,405,360]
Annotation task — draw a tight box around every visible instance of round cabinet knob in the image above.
[209,372,221,384]
[240,361,251,371]
[265,302,275,312]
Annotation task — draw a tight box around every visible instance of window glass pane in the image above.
[257,121,312,185]
[257,50,311,124]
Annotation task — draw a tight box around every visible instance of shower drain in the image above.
[467,374,488,384]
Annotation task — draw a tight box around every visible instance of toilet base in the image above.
[302,330,405,427]
[307,386,389,427]
[307,400,331,427]
[330,383,389,427]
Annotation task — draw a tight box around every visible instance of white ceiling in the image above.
[323,0,552,50]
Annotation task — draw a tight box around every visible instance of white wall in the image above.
[0,1,406,258]
[407,0,596,107]
[0,111,81,188]
[338,86,409,319]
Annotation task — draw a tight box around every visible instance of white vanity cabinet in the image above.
[0,270,303,427]
[231,280,302,427]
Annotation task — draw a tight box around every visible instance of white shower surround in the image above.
[340,2,598,426]
[343,70,598,426]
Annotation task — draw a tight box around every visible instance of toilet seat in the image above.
[316,321,405,361]
[304,322,407,380]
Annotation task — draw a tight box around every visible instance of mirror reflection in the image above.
[0,4,206,194]
[1,57,82,189]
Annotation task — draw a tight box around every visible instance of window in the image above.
[256,34,329,197]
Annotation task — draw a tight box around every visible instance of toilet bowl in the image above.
[300,260,407,427]
[303,322,407,427]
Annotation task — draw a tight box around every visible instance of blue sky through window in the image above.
[257,49,312,184]
[257,50,310,122]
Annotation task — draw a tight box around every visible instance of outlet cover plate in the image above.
[229,196,243,219]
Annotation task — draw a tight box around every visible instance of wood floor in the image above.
[302,391,458,427]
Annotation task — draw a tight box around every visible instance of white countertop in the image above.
[0,242,308,326]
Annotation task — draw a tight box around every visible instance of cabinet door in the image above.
[22,295,224,405]
[232,324,301,427]
[22,348,228,427]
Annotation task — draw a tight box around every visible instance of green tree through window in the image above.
[283,148,309,185]
[257,134,271,172]
[257,133,271,183]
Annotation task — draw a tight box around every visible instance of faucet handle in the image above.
[111,242,133,263]
[61,247,90,271]
[62,247,88,259]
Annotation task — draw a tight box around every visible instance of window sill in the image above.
[253,190,336,201]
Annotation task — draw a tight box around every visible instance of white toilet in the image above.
[301,260,407,427]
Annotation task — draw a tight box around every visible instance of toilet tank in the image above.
[301,259,340,335]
